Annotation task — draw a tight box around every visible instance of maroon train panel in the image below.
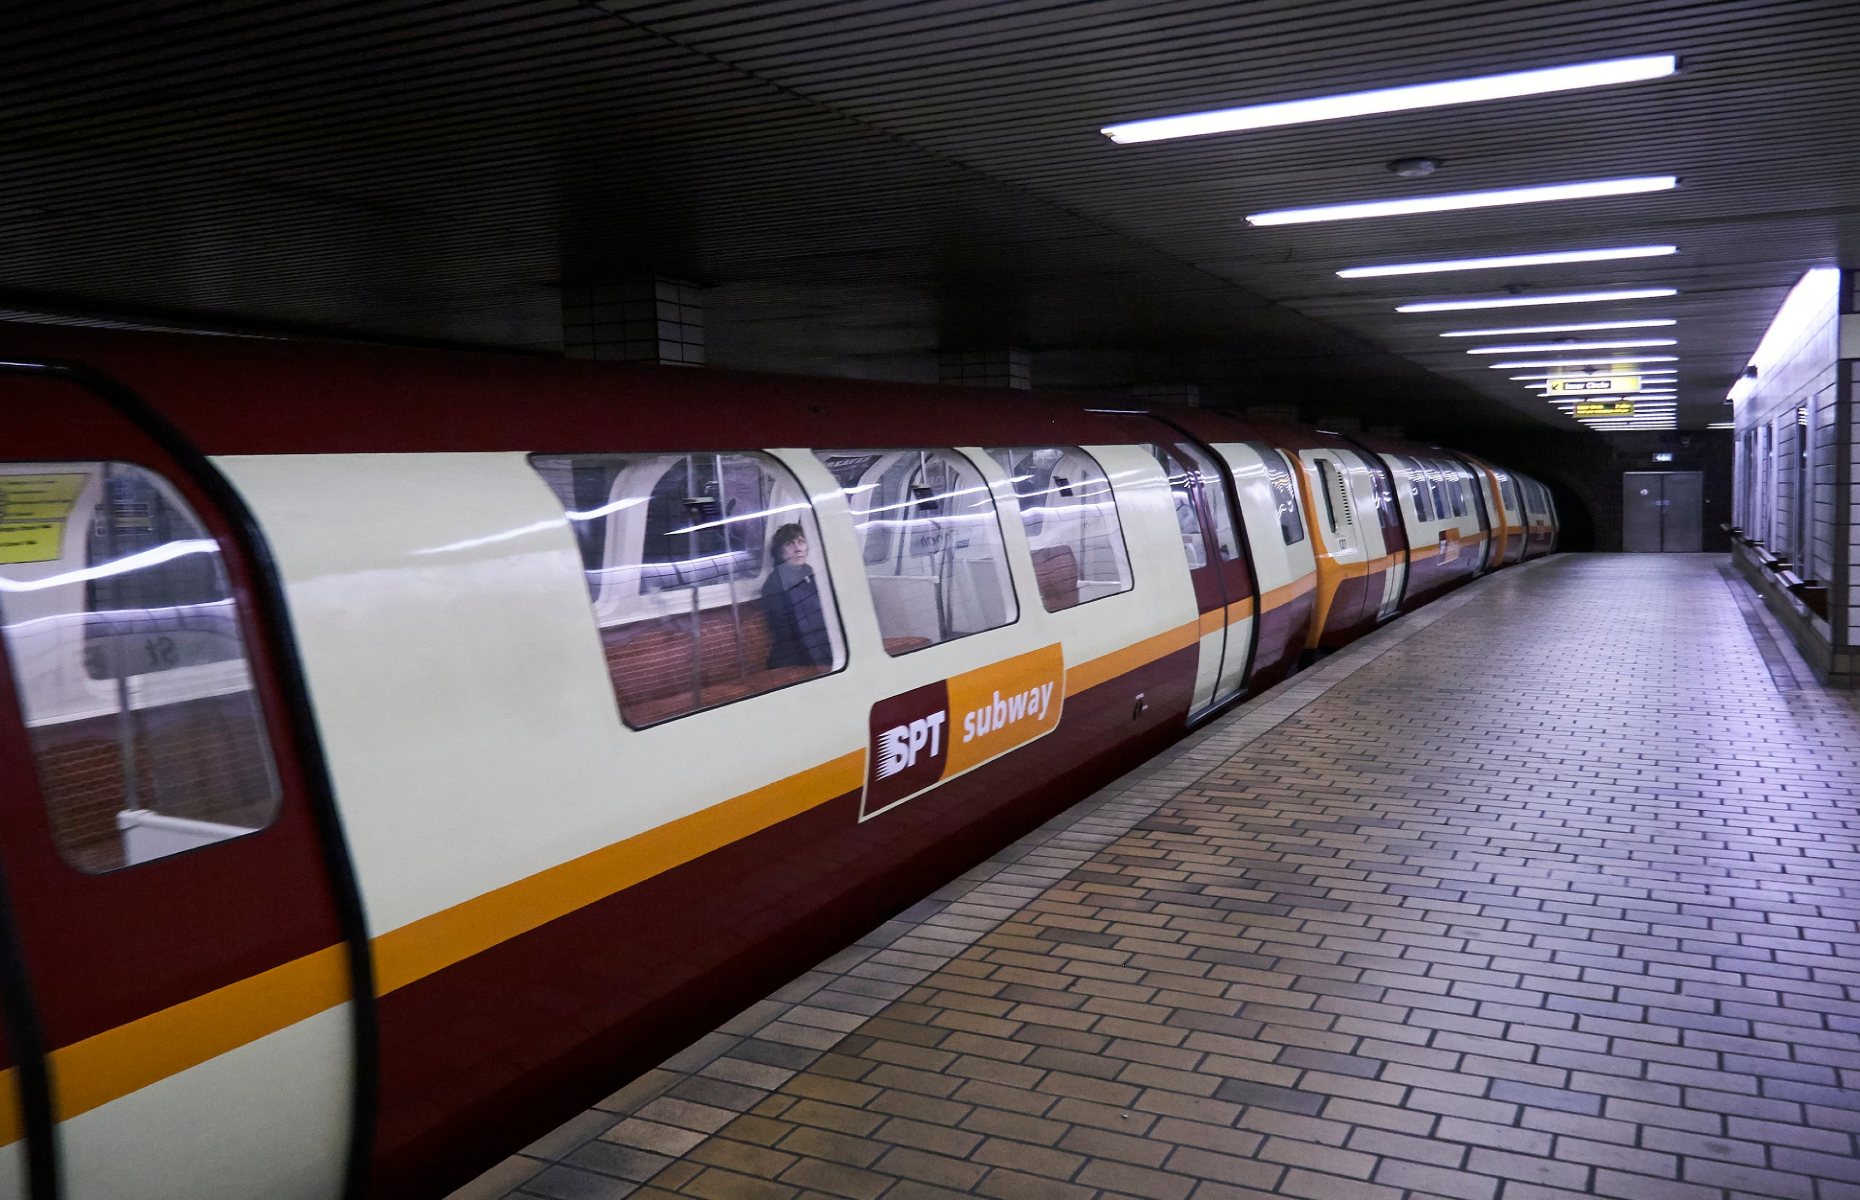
[0,376,348,1054]
[368,649,1197,1197]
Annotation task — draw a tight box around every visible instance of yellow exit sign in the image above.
[1575,401,1636,417]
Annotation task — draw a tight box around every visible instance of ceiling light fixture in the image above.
[1706,422,1735,429]
[1102,56,1677,144]
[1251,177,1676,227]
[1400,287,1677,312]
[1467,338,1676,354]
[1340,245,1676,278]
[1489,356,1678,368]
[1443,319,1678,337]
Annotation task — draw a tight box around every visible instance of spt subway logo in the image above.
[861,644,1066,819]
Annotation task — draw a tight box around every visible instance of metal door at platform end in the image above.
[1622,471,1702,552]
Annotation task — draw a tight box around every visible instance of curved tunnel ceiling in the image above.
[3,1,1857,435]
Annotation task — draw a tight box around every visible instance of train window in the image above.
[1181,445,1241,563]
[1147,447,1207,568]
[1243,441,1305,546]
[986,447,1134,612]
[0,462,280,874]
[1446,466,1469,518]
[1314,460,1342,532]
[816,449,1017,655]
[530,452,846,727]
[1149,444,1242,565]
[1398,456,1433,522]
[1417,458,1446,520]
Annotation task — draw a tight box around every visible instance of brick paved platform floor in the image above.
[455,554,1860,1200]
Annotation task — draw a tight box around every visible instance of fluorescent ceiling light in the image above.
[1400,287,1677,312]
[1468,338,1676,354]
[1443,319,1677,337]
[1341,245,1676,278]
[1489,356,1678,368]
[1252,177,1676,227]
[1512,370,1675,380]
[1707,422,1735,429]
[1102,55,1676,144]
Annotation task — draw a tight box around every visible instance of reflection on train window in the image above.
[0,462,280,874]
[1148,443,1243,568]
[986,447,1134,612]
[1417,459,1446,520]
[816,449,1017,655]
[1446,466,1469,517]
[531,452,845,728]
[1394,456,1432,522]
[1179,445,1241,562]
[1244,442,1305,546]
[1146,446,1206,568]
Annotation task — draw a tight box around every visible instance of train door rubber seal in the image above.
[0,850,59,1200]
[0,358,382,1200]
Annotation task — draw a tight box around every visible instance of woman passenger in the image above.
[762,522,829,669]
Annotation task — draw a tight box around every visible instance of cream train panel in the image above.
[1213,442,1316,597]
[213,452,761,938]
[0,1143,18,1200]
[54,1007,350,1200]
[220,447,1196,951]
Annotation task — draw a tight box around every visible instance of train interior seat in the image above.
[602,600,826,725]
[1031,545,1080,610]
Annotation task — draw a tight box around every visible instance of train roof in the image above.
[0,325,1159,456]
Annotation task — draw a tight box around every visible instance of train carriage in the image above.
[0,328,1552,1200]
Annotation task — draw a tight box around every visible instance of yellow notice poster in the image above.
[0,474,87,565]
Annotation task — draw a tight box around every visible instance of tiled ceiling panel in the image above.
[3,1,1856,433]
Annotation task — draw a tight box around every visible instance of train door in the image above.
[1492,468,1526,564]
[0,372,364,1200]
[1358,456,1409,621]
[1456,458,1498,572]
[1296,447,1388,645]
[1208,441,1316,691]
[1149,443,1252,717]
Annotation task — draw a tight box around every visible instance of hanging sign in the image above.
[1547,375,1640,395]
[1574,401,1636,417]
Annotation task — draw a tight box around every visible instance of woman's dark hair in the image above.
[770,522,807,558]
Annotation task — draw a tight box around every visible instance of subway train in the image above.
[0,328,1555,1200]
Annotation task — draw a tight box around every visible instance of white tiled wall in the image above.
[1732,269,1852,650]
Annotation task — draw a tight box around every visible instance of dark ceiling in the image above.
[4,1,1857,434]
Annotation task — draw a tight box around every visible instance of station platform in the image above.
[453,554,1860,1200]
